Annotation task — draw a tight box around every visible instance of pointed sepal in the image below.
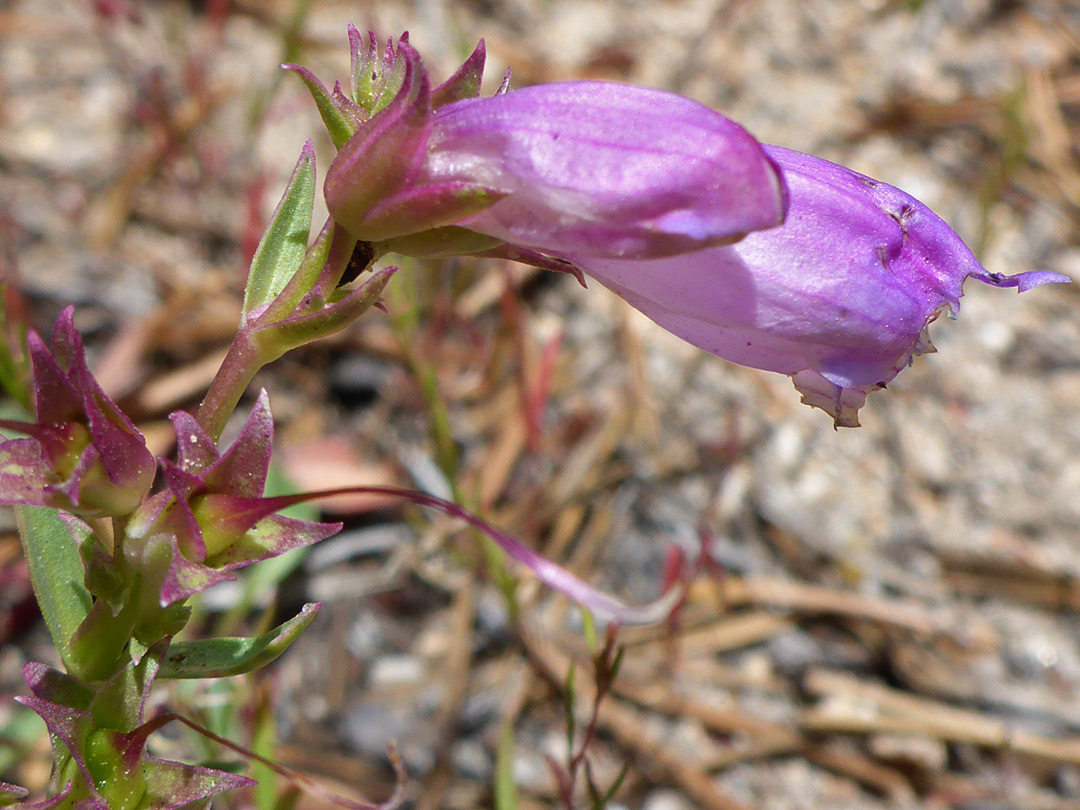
[280,65,361,149]
[126,394,342,606]
[139,757,256,810]
[349,27,411,116]
[251,266,396,361]
[431,39,486,107]
[0,438,51,504]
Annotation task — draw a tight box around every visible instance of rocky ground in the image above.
[2,0,1080,808]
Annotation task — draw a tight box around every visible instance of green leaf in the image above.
[254,219,334,327]
[158,603,319,679]
[87,641,163,733]
[243,143,317,318]
[15,506,91,673]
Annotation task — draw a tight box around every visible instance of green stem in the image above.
[195,331,265,444]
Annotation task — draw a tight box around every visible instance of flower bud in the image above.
[0,309,154,516]
[126,391,339,606]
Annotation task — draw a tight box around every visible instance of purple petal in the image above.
[568,145,1069,426]
[971,268,1072,292]
[422,81,786,258]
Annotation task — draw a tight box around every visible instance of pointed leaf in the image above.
[255,219,336,325]
[201,390,273,497]
[87,642,164,733]
[210,513,340,571]
[159,603,320,679]
[155,534,235,606]
[16,505,92,673]
[68,596,138,683]
[169,411,218,477]
[242,143,317,318]
[12,782,80,810]
[16,696,97,797]
[27,329,81,425]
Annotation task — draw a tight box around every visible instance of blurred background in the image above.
[2,0,1080,808]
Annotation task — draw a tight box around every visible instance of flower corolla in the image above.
[567,146,1071,425]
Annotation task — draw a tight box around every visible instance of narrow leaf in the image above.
[158,603,320,679]
[15,505,91,672]
[243,143,316,318]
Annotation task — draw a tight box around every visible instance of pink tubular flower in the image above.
[567,146,1070,425]
[297,32,1069,425]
